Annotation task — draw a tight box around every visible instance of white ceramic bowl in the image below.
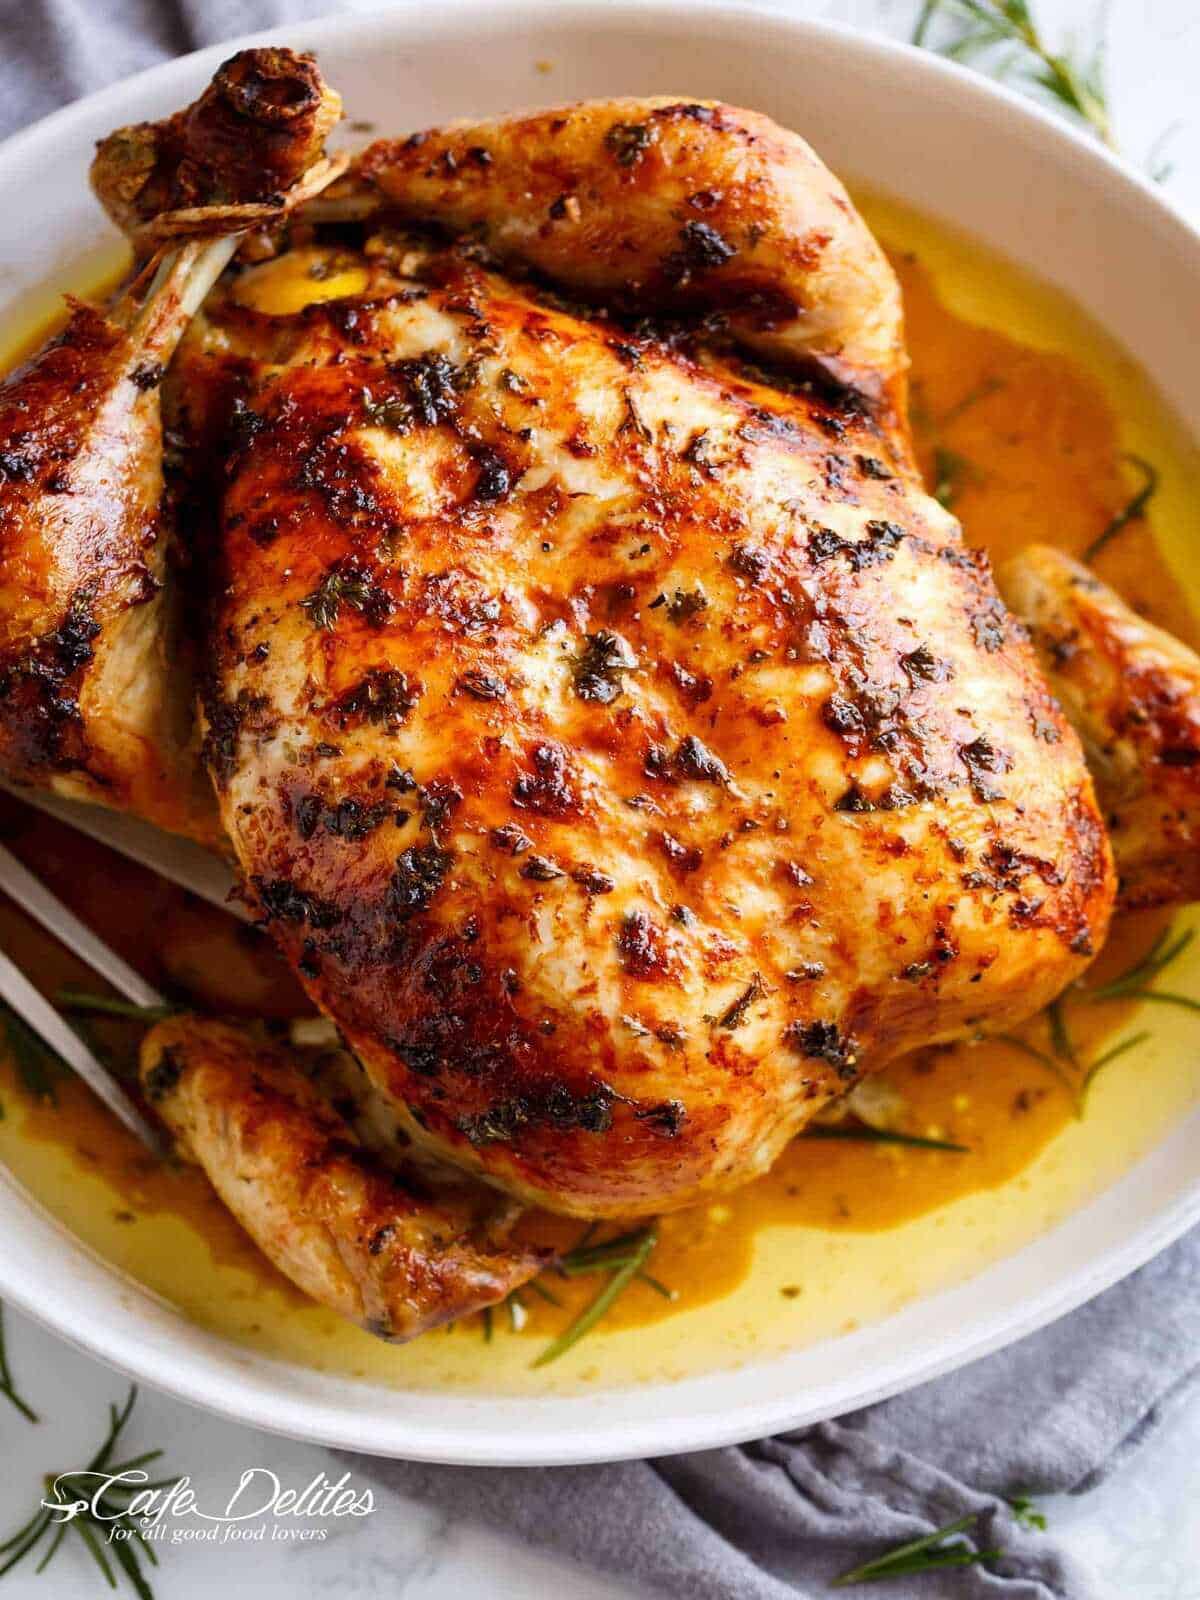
[1,0,1198,1466]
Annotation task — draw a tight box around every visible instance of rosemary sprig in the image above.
[1082,455,1160,563]
[1007,1492,1047,1531]
[932,446,971,510]
[556,1228,659,1275]
[533,1225,659,1367]
[0,1385,179,1597]
[996,1031,1079,1106]
[801,1124,968,1153]
[0,1304,37,1423]
[833,1511,1002,1586]
[1,1004,69,1104]
[913,1,1112,147]
[1005,923,1196,1113]
[1080,1032,1151,1109]
[1084,927,1194,1001]
[56,991,177,1025]
[1046,996,1077,1067]
[938,374,1004,426]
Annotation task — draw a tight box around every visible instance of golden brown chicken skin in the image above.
[340,98,906,412]
[178,220,1114,1219]
[140,1015,547,1339]
[0,272,221,842]
[1000,543,1200,912]
[0,50,344,847]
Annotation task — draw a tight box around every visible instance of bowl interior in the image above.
[1,0,1198,1464]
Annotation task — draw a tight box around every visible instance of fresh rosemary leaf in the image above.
[913,0,1112,148]
[533,1226,658,1367]
[801,1124,968,1153]
[1083,455,1160,562]
[833,1512,999,1586]
[938,375,1004,426]
[1046,996,1077,1066]
[1007,1491,1048,1531]
[1,1004,68,1104]
[557,1227,658,1276]
[56,991,177,1024]
[995,1032,1080,1114]
[637,1271,677,1301]
[1110,989,1200,1016]
[1080,1032,1152,1108]
[1086,926,1193,1000]
[525,1277,562,1307]
[932,446,971,509]
[0,1305,37,1423]
[0,1384,179,1597]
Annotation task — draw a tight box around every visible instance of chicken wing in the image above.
[140,1014,547,1338]
[999,543,1200,910]
[330,98,906,414]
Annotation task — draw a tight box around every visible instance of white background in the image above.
[2,1,1199,1596]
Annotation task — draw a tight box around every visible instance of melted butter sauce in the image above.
[1,194,1199,1395]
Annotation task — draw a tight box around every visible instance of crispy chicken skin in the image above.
[0,51,342,847]
[347,98,906,412]
[183,198,1113,1216]
[140,1015,546,1338]
[4,78,1140,1258]
[0,266,221,843]
[999,544,1200,912]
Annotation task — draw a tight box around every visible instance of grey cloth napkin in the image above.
[5,4,1198,1595]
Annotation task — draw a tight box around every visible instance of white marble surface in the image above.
[2,1,1198,1596]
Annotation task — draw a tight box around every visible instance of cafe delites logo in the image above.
[41,1466,376,1546]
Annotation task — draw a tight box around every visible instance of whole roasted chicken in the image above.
[2,51,1196,1339]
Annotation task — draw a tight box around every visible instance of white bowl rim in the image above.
[0,0,1197,1466]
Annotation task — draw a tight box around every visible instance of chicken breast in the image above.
[176,137,1113,1217]
[140,1014,546,1338]
[999,543,1200,911]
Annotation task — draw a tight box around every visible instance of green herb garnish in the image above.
[802,1124,968,1153]
[1079,1032,1152,1109]
[1007,1492,1047,1531]
[1083,454,1160,563]
[1,1004,69,1104]
[1007,922,1195,1114]
[0,1305,37,1423]
[533,1225,659,1367]
[299,560,390,632]
[913,1,1111,147]
[1084,925,1194,1002]
[833,1511,1002,1586]
[932,446,971,509]
[0,1385,179,1596]
[1046,995,1077,1066]
[56,991,176,1025]
[996,1031,1080,1108]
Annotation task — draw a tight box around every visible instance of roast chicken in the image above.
[0,51,1192,1338]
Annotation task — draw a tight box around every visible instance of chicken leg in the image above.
[0,49,344,845]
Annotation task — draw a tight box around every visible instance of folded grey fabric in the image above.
[353,1240,1200,1598]
[5,5,1198,1596]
